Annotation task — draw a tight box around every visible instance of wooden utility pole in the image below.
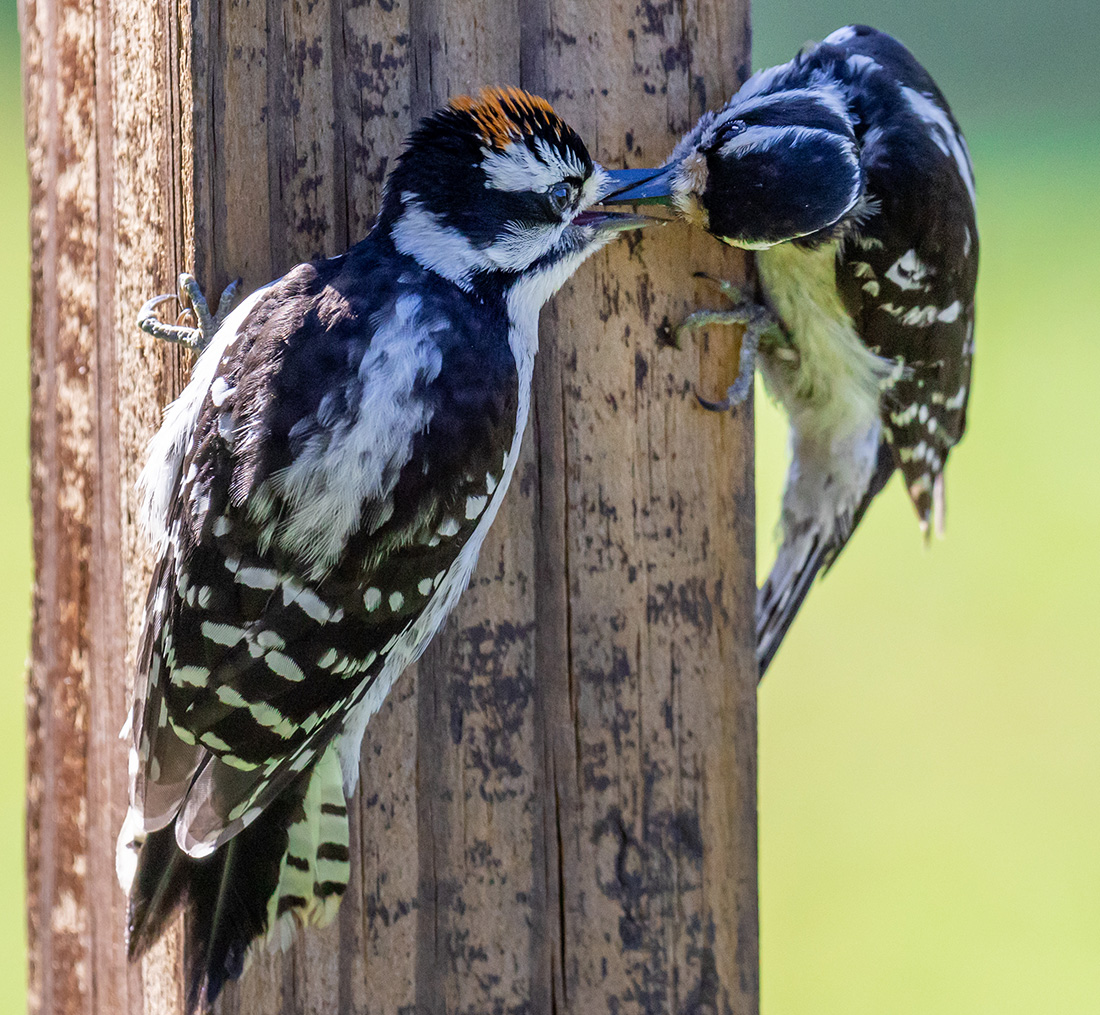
[22,0,756,1012]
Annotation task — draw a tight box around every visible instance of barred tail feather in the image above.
[124,746,350,1013]
[757,533,828,679]
[263,744,350,952]
[757,440,895,678]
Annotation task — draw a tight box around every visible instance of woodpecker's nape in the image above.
[121,87,644,1011]
[602,25,977,677]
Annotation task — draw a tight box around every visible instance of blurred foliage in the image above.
[0,3,29,1012]
[0,7,28,1015]
[752,0,1100,124]
[1,0,1098,1012]
[756,125,1100,1013]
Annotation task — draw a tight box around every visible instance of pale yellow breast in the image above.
[755,240,892,441]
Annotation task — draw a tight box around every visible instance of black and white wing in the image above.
[832,25,978,532]
[122,242,519,1008]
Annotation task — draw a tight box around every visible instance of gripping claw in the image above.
[137,273,243,352]
[675,275,788,414]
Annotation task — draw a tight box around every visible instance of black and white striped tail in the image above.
[757,440,895,678]
[757,532,829,678]
[124,745,350,1013]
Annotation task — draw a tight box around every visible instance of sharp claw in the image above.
[137,274,234,351]
[137,293,200,345]
[692,272,745,305]
[696,372,754,414]
[695,387,735,414]
[138,292,178,318]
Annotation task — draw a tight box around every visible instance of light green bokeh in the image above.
[750,0,1099,123]
[757,126,1100,1012]
[2,3,1099,1013]
[0,23,30,1012]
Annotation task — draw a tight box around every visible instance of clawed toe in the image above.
[137,273,242,352]
[695,388,737,413]
[677,280,773,414]
[691,271,746,306]
[695,363,755,415]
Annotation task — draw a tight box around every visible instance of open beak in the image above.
[601,165,677,204]
[572,209,652,234]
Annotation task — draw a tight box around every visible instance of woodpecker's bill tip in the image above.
[601,165,676,204]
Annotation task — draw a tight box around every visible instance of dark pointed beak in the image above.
[571,209,652,234]
[601,165,677,204]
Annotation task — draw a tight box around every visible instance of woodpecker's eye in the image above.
[709,119,747,152]
[548,181,577,215]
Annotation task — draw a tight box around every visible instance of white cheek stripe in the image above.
[483,221,564,273]
[482,141,561,193]
[481,138,587,195]
[391,200,493,289]
[726,84,851,132]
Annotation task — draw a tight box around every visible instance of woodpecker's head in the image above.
[383,87,643,296]
[603,80,864,248]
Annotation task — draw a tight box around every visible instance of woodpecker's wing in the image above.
[831,26,978,530]
[130,243,519,857]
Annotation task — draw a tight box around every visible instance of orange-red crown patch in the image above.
[449,87,563,151]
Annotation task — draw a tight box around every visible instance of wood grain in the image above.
[24,0,194,1010]
[524,5,757,1010]
[23,0,757,1011]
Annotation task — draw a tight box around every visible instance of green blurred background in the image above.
[0,0,1097,1011]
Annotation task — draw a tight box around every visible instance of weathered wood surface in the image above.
[23,0,757,1011]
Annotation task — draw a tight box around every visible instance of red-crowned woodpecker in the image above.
[119,88,644,1010]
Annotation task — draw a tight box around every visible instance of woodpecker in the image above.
[119,87,642,1011]
[604,25,977,676]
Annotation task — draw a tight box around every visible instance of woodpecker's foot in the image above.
[676,274,785,413]
[138,273,242,352]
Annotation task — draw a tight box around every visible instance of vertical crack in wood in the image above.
[414,651,443,1015]
[328,0,350,253]
[530,318,572,1014]
[89,0,127,1002]
[25,0,101,1007]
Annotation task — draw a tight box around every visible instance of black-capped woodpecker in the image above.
[603,25,978,677]
[118,87,643,1011]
